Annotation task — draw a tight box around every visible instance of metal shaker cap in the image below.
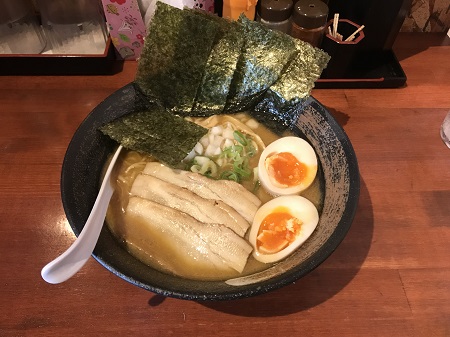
[259,0,293,22]
[292,0,328,29]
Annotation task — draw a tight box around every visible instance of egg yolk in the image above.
[256,206,303,254]
[265,152,307,187]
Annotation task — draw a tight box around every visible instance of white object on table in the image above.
[441,111,450,149]
[41,145,123,284]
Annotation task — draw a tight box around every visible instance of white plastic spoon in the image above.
[41,145,123,284]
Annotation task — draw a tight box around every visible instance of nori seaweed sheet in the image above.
[224,15,298,113]
[99,102,208,167]
[271,40,330,101]
[101,4,331,164]
[189,12,244,116]
[134,2,219,115]
[251,40,330,135]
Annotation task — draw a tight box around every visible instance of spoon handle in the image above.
[41,145,123,284]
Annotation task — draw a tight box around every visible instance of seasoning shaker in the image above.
[0,0,47,54]
[222,0,258,21]
[257,0,293,34]
[290,0,328,47]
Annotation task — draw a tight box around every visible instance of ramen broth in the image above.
[105,113,323,281]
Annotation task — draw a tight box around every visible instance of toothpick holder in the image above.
[320,19,365,78]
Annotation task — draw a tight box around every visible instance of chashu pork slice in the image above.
[126,196,253,273]
[130,173,250,237]
[143,162,261,223]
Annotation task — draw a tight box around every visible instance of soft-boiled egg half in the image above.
[249,195,319,263]
[258,137,317,196]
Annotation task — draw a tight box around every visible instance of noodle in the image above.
[105,114,319,280]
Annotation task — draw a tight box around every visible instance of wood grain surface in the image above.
[0,33,449,337]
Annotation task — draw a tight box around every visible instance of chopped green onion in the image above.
[252,180,260,193]
[246,142,257,157]
[233,130,248,146]
[190,156,218,178]
[233,164,251,178]
[220,170,239,182]
[190,164,201,173]
[189,128,259,185]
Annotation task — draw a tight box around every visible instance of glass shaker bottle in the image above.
[0,0,47,54]
[290,0,328,47]
[36,0,107,54]
[257,0,293,34]
[222,0,258,21]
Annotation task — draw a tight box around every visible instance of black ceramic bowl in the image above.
[61,83,360,301]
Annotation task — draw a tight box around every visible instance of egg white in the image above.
[258,137,317,196]
[249,195,319,263]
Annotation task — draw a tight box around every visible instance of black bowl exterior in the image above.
[61,83,359,301]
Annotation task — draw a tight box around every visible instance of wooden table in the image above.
[1,33,449,336]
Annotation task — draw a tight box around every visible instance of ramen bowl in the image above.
[61,83,360,301]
